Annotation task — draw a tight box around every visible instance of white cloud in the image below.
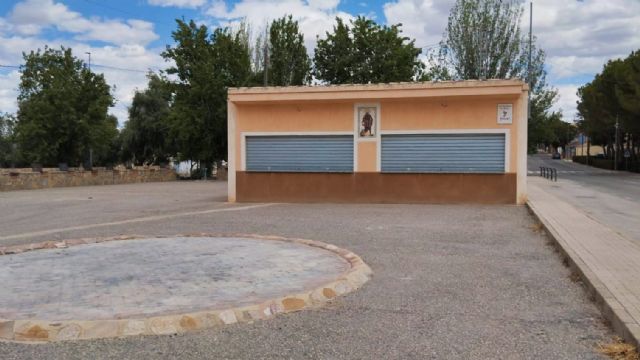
[9,0,158,46]
[546,56,609,79]
[524,0,640,80]
[554,84,581,122]
[208,1,228,18]
[307,0,340,10]
[383,0,454,48]
[0,0,165,125]
[148,0,206,8]
[0,70,20,114]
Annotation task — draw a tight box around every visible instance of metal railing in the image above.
[539,166,557,181]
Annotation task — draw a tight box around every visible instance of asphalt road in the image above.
[0,181,612,359]
[528,154,640,243]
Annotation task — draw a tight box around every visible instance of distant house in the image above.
[568,133,604,157]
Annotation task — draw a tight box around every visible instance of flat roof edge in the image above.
[228,79,528,96]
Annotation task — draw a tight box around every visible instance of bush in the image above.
[573,156,639,172]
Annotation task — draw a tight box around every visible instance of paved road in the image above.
[0,181,612,359]
[528,154,640,244]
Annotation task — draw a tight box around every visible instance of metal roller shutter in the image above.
[246,135,354,172]
[381,133,505,173]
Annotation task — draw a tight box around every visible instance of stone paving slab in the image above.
[527,177,640,348]
[0,234,372,342]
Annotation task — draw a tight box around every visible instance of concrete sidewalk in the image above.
[528,177,640,348]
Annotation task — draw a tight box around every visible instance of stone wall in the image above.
[0,168,177,192]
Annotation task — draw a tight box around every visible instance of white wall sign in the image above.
[497,104,513,124]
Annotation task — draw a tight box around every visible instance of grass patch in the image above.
[598,337,639,360]
[530,222,544,233]
[569,271,582,283]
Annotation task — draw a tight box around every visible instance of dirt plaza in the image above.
[0,181,613,359]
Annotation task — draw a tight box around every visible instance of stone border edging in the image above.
[0,233,373,343]
[526,202,640,349]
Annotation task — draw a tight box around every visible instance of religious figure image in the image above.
[358,107,376,137]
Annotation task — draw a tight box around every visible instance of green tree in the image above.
[267,15,311,86]
[437,0,527,80]
[614,50,640,161]
[121,73,174,165]
[0,113,16,167]
[526,42,563,153]
[436,0,566,153]
[162,20,252,167]
[578,60,627,157]
[14,46,116,166]
[314,16,423,84]
[578,52,639,163]
[250,26,267,85]
[548,115,578,150]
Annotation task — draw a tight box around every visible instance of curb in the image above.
[0,233,373,343]
[526,201,640,349]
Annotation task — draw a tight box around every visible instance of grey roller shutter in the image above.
[381,133,505,173]
[246,135,354,172]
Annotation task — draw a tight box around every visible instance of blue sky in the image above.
[1,0,639,124]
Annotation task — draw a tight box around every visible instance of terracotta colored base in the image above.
[235,172,517,204]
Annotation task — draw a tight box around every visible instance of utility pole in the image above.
[614,115,619,171]
[85,51,93,170]
[527,1,533,121]
[85,52,91,71]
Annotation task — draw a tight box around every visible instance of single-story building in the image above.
[568,134,605,157]
[227,80,528,204]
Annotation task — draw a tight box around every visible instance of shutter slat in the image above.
[246,135,354,172]
[381,133,505,173]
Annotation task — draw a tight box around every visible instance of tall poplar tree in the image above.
[267,15,311,86]
[435,0,564,152]
[438,0,526,80]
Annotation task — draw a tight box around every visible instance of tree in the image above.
[436,0,567,153]
[526,41,563,153]
[437,0,527,80]
[250,26,267,85]
[614,50,640,161]
[267,15,311,86]
[314,16,423,84]
[578,51,639,164]
[0,113,16,167]
[162,19,252,167]
[14,46,116,166]
[121,73,173,165]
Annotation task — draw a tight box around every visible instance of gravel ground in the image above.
[0,181,612,359]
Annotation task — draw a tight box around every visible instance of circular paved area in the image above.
[0,235,371,342]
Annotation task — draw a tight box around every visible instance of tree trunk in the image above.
[586,137,590,166]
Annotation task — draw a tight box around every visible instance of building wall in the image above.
[228,81,528,204]
[571,145,605,156]
[236,172,516,204]
[0,168,177,192]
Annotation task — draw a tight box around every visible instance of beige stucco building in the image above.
[227,80,528,204]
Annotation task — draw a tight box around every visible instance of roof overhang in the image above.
[228,80,529,103]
